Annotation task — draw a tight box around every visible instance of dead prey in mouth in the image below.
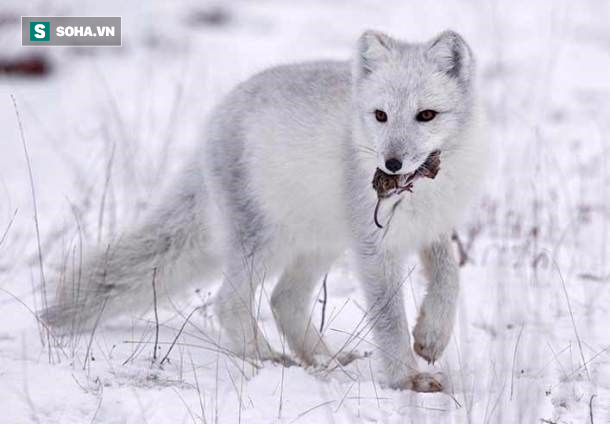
[371,150,441,229]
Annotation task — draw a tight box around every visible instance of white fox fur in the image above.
[44,30,486,392]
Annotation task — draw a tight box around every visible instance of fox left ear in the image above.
[426,30,474,83]
[355,30,399,80]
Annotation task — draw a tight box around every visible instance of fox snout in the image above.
[380,153,428,175]
[380,139,427,175]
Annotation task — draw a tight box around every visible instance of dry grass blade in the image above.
[160,306,202,365]
[589,394,596,424]
[83,298,108,371]
[97,131,117,244]
[88,385,104,424]
[151,268,160,362]
[319,273,328,333]
[172,387,198,424]
[10,95,47,305]
[334,381,355,413]
[189,349,208,424]
[20,336,42,424]
[0,208,18,248]
[553,261,591,381]
[289,400,335,424]
[11,94,52,362]
[550,347,609,390]
[510,324,524,400]
[0,287,65,360]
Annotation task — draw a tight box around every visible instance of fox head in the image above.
[352,30,475,175]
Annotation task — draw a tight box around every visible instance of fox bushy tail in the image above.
[42,164,220,332]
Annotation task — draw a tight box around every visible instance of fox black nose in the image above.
[385,158,402,173]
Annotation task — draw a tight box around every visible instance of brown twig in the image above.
[452,230,469,266]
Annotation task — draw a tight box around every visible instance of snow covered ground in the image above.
[0,0,608,422]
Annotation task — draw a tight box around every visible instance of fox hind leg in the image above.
[215,251,286,363]
[270,253,333,365]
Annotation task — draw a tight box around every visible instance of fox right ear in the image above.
[426,30,474,83]
[355,30,398,79]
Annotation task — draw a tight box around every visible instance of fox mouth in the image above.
[371,150,441,228]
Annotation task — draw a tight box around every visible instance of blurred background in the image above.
[0,1,608,423]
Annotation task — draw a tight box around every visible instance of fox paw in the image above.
[412,306,454,364]
[326,350,371,367]
[392,372,444,393]
[305,349,371,370]
[333,349,371,367]
[267,352,298,367]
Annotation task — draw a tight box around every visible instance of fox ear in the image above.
[426,30,474,82]
[355,30,398,78]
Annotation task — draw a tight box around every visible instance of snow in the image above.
[0,0,609,422]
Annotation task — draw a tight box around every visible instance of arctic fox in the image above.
[44,30,485,392]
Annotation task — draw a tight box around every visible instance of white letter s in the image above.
[34,24,45,39]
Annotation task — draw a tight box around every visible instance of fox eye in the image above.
[374,109,387,122]
[416,110,437,122]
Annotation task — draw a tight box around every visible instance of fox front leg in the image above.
[413,234,459,363]
[357,248,443,392]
